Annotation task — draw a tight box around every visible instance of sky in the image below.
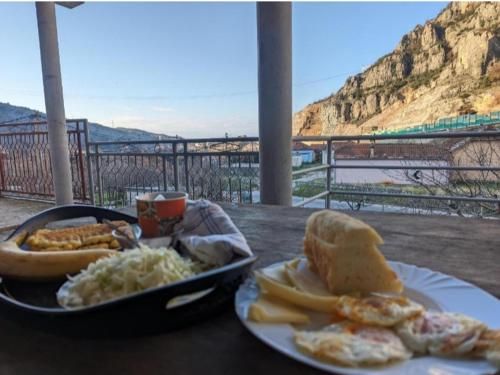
[0,1,446,138]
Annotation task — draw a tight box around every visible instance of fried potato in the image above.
[255,271,338,313]
[26,221,130,251]
[284,259,331,296]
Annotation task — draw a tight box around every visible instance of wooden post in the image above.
[36,2,73,205]
[257,2,292,205]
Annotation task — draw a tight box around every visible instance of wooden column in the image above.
[36,2,74,205]
[257,2,292,206]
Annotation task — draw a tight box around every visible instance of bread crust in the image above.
[304,210,403,295]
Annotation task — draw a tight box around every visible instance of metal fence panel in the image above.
[0,119,89,201]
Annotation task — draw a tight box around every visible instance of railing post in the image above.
[326,139,332,209]
[84,120,95,205]
[183,141,189,196]
[162,154,168,191]
[173,142,179,191]
[0,151,5,196]
[95,144,104,206]
[75,120,87,202]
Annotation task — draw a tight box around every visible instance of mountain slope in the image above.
[0,102,176,142]
[293,2,500,136]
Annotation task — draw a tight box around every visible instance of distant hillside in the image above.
[293,2,500,136]
[0,102,177,142]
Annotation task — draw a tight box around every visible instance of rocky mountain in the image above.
[293,2,500,136]
[0,102,176,142]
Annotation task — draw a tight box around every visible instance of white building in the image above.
[322,142,450,185]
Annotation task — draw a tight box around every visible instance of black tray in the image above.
[1,205,256,337]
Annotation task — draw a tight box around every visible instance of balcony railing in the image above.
[0,119,89,201]
[1,118,499,218]
[86,130,500,218]
[292,131,500,217]
[87,136,260,207]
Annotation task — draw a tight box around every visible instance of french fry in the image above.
[284,260,332,296]
[255,271,338,313]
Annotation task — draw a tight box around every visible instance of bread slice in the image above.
[304,210,403,295]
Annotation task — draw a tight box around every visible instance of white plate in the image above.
[235,260,500,375]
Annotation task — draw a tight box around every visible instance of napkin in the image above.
[174,200,253,267]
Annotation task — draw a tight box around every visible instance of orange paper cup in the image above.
[136,192,188,238]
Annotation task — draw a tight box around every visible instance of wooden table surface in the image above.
[0,204,499,375]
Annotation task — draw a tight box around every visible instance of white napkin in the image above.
[174,200,253,267]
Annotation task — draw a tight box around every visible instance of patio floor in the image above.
[0,197,53,240]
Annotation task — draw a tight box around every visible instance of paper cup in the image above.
[136,192,188,238]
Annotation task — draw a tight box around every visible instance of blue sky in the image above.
[0,2,446,137]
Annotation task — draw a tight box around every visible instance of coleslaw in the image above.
[57,245,201,308]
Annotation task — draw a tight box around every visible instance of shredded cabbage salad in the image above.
[57,245,200,308]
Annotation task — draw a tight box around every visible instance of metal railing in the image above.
[0,119,89,201]
[375,112,500,135]
[292,130,500,217]
[1,118,499,217]
[85,129,500,217]
[87,137,260,207]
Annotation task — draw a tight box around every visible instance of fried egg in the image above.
[395,311,486,356]
[472,329,500,368]
[336,295,424,327]
[294,321,412,367]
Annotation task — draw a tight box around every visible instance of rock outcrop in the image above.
[293,2,500,136]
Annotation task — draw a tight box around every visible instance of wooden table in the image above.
[0,205,499,375]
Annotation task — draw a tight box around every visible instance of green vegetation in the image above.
[293,178,326,197]
[292,161,321,172]
[407,69,441,89]
[353,88,364,100]
[383,79,406,96]
[293,180,500,218]
[96,190,128,207]
[446,8,476,30]
[373,53,393,67]
[478,76,492,89]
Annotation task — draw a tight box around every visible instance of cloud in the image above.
[152,106,174,113]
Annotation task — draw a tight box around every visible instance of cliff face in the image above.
[293,2,500,136]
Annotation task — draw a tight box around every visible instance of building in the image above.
[292,141,324,164]
[292,155,303,168]
[323,142,451,185]
[449,138,500,182]
[292,149,315,164]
